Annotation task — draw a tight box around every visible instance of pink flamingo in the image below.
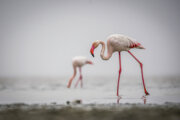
[90,34,149,96]
[67,56,93,88]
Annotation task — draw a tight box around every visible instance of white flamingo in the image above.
[67,56,93,88]
[90,34,149,96]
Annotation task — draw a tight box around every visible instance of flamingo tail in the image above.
[129,42,145,49]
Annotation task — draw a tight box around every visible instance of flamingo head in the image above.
[90,40,100,57]
[86,60,93,65]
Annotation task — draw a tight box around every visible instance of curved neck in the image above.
[99,41,112,60]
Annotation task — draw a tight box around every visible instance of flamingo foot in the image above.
[145,91,150,96]
[67,83,71,88]
[117,96,122,99]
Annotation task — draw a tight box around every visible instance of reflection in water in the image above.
[141,96,147,104]
[117,96,147,104]
[117,96,122,104]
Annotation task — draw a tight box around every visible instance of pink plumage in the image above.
[106,34,145,53]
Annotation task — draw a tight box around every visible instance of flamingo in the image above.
[90,34,149,96]
[67,56,93,88]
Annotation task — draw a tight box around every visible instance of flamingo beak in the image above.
[90,45,95,57]
[91,52,94,57]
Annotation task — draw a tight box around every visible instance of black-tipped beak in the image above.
[90,45,95,57]
[91,53,94,57]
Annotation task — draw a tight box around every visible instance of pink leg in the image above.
[117,52,122,96]
[74,68,83,88]
[79,68,83,88]
[128,51,149,95]
[74,77,80,88]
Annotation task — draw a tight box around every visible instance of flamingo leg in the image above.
[128,51,149,95]
[117,52,122,96]
[74,68,83,88]
[74,77,80,88]
[67,66,76,88]
[79,67,83,88]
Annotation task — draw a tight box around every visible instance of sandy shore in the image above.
[0,103,180,120]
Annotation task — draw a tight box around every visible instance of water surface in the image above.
[0,76,180,104]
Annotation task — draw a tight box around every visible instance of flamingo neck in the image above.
[99,41,112,60]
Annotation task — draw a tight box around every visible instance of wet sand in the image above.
[0,103,180,120]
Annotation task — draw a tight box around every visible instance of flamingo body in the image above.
[108,34,144,52]
[90,34,149,96]
[72,56,90,67]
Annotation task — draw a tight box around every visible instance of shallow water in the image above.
[0,76,180,104]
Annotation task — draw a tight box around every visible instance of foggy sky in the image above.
[0,0,180,77]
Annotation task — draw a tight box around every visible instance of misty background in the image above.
[0,0,180,78]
